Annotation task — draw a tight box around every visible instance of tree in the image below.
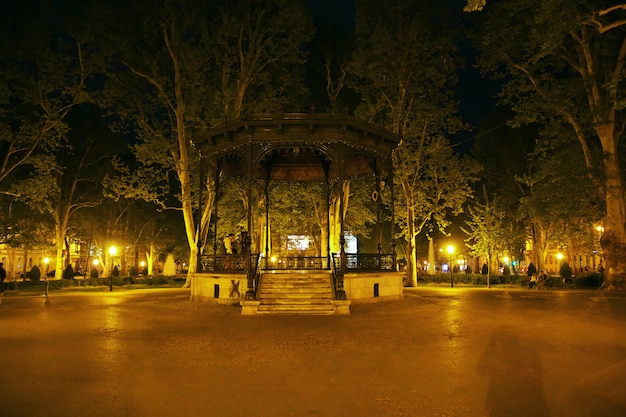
[0,1,90,196]
[96,0,313,287]
[462,191,507,288]
[209,0,314,120]
[464,0,486,12]
[475,0,626,289]
[348,0,476,286]
[0,1,107,278]
[307,13,356,113]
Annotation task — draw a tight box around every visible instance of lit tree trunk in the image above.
[404,196,417,287]
[52,201,72,280]
[597,126,626,290]
[145,244,155,276]
[329,180,350,253]
[162,21,197,286]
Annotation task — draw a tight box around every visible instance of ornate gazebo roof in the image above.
[193,113,400,181]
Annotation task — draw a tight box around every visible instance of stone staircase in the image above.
[255,271,339,315]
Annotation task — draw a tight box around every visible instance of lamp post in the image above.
[109,246,117,291]
[447,245,455,287]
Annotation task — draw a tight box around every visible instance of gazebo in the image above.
[190,112,404,314]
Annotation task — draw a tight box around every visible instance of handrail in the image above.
[250,254,261,298]
[330,254,347,300]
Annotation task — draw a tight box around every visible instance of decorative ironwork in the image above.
[331,254,346,300]
[199,253,395,272]
[199,255,247,272]
[248,254,261,299]
[333,253,395,271]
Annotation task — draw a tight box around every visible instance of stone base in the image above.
[343,272,404,302]
[240,300,261,315]
[332,300,351,315]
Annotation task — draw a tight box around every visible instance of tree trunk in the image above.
[146,244,155,276]
[598,131,626,290]
[329,180,350,253]
[405,201,417,287]
[54,207,70,280]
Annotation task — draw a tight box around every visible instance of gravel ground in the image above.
[1,287,625,417]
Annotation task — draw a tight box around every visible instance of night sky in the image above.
[1,0,499,155]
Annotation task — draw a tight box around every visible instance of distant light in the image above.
[43,257,50,265]
[446,245,454,255]
[557,253,563,260]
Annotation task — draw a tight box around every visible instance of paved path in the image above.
[1,287,625,417]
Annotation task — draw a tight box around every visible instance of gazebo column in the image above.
[374,167,382,269]
[264,177,270,266]
[336,146,347,299]
[323,161,331,270]
[212,159,222,255]
[245,140,255,300]
[388,160,397,271]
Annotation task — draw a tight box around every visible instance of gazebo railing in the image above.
[198,253,395,272]
[198,254,249,272]
[332,253,396,271]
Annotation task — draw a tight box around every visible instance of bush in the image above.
[28,265,41,282]
[112,266,120,277]
[560,262,573,280]
[89,268,99,278]
[63,264,74,280]
[574,273,603,288]
[129,266,137,276]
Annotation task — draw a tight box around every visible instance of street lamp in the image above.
[109,246,117,291]
[447,245,455,287]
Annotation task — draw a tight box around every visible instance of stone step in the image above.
[263,277,330,284]
[261,287,331,294]
[260,297,333,304]
[259,294,331,300]
[257,304,335,314]
[261,281,331,287]
[256,309,335,316]
[254,271,337,315]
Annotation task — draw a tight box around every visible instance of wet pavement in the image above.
[1,287,625,417]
